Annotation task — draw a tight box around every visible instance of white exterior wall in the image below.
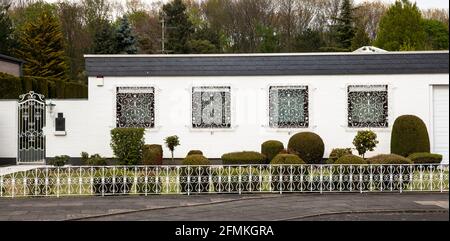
[0,73,448,161]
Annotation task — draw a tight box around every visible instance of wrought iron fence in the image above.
[0,164,448,197]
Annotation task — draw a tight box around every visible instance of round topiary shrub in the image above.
[367,154,413,165]
[181,155,211,194]
[221,152,266,165]
[391,115,430,157]
[288,132,325,164]
[407,153,443,164]
[271,154,306,165]
[187,150,203,156]
[335,155,367,165]
[261,140,284,164]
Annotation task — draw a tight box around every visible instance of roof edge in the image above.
[84,51,449,58]
[0,54,25,63]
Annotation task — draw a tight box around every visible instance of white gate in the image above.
[17,91,46,164]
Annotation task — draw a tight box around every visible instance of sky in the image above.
[42,0,449,10]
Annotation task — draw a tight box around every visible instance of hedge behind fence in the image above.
[0,72,88,99]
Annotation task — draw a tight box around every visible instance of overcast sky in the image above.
[43,0,449,10]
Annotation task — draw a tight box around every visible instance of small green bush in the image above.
[261,140,284,164]
[221,151,266,165]
[182,155,211,166]
[391,115,430,157]
[187,150,203,156]
[335,155,367,165]
[143,145,163,165]
[407,153,443,164]
[271,154,306,165]
[368,154,413,165]
[329,148,353,163]
[81,152,108,166]
[353,131,378,158]
[48,155,69,166]
[110,128,145,165]
[0,72,22,99]
[288,132,325,164]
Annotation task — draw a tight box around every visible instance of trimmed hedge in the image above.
[407,153,443,164]
[0,72,22,99]
[335,154,367,165]
[143,145,163,165]
[261,140,284,164]
[110,128,145,165]
[368,154,413,165]
[182,155,211,166]
[391,115,430,157]
[187,150,203,156]
[288,132,325,164]
[0,73,87,99]
[48,155,69,166]
[221,151,266,165]
[271,154,305,165]
[329,148,353,163]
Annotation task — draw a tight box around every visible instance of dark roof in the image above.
[85,52,449,77]
[0,54,25,64]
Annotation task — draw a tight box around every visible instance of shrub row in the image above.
[0,72,87,99]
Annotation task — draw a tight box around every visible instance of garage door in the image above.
[433,85,449,164]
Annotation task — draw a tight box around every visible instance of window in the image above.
[269,86,309,128]
[347,85,388,128]
[192,86,231,129]
[116,87,155,128]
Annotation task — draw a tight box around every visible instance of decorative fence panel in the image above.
[0,164,448,198]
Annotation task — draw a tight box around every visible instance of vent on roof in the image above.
[353,46,388,53]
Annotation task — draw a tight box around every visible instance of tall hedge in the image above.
[391,115,430,157]
[0,72,22,99]
[110,128,145,165]
[261,140,284,164]
[288,132,325,164]
[0,73,88,99]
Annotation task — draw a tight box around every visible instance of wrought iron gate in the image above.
[17,91,46,164]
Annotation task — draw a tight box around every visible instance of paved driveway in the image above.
[0,193,448,221]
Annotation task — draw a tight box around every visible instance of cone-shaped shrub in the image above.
[391,115,430,157]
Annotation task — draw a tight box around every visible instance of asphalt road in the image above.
[0,193,448,221]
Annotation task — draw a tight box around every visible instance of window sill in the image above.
[342,125,392,132]
[186,125,238,133]
[262,125,317,134]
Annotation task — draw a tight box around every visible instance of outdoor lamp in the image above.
[46,100,56,114]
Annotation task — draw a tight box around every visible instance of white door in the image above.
[433,85,449,164]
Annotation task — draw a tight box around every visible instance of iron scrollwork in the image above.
[116,87,155,128]
[348,85,388,128]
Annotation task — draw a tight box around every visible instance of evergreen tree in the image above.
[15,10,69,81]
[351,25,371,50]
[295,28,325,52]
[91,20,117,54]
[163,0,194,54]
[374,0,427,51]
[115,16,137,54]
[256,25,280,53]
[423,19,449,50]
[0,2,15,55]
[334,0,355,50]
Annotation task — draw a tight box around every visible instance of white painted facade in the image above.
[1,73,448,163]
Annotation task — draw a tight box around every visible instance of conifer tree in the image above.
[0,2,15,55]
[91,20,117,54]
[115,16,137,54]
[163,0,194,54]
[15,10,69,81]
[334,0,356,50]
